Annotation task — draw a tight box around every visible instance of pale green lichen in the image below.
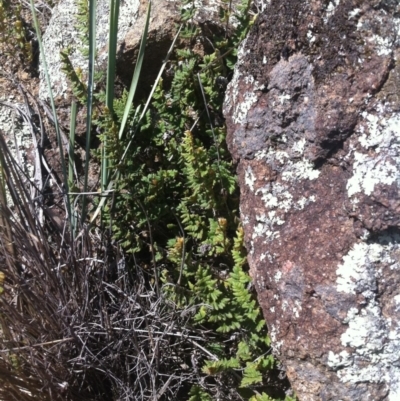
[40,0,141,100]
[330,235,400,400]
[225,37,261,126]
[245,165,256,191]
[346,107,400,198]
[252,211,285,242]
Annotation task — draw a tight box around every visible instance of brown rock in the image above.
[224,1,400,400]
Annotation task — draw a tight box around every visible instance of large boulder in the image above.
[224,1,400,400]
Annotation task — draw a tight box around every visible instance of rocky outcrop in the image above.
[39,0,239,122]
[224,1,400,400]
[37,0,240,186]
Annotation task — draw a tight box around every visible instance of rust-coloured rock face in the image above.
[224,1,400,400]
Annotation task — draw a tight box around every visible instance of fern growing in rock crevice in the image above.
[101,0,293,398]
[0,0,294,398]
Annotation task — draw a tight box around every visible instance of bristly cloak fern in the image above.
[60,0,294,398]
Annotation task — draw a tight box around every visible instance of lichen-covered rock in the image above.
[223,1,400,400]
[38,0,240,185]
[39,0,239,106]
[39,0,141,101]
[39,0,240,138]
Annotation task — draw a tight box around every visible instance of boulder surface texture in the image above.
[38,0,238,185]
[40,0,238,102]
[224,1,400,400]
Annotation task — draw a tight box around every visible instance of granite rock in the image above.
[39,0,240,132]
[224,1,400,400]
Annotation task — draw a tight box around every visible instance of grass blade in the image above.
[118,1,151,140]
[119,24,182,163]
[29,0,72,224]
[106,0,120,114]
[81,0,97,224]
[69,100,77,237]
[0,146,15,259]
[101,0,121,190]
[89,25,182,224]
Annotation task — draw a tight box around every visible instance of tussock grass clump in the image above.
[0,132,208,401]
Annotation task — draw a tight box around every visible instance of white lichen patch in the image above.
[278,93,291,105]
[357,12,399,56]
[323,0,340,24]
[256,273,266,290]
[256,183,293,211]
[343,307,359,323]
[282,158,320,181]
[254,149,268,160]
[225,37,261,125]
[245,165,256,191]
[0,103,33,178]
[327,350,352,368]
[347,152,397,196]
[241,214,250,227]
[336,242,391,294]
[232,90,259,124]
[359,109,399,149]
[292,138,307,155]
[394,295,400,311]
[252,212,285,242]
[348,8,361,20]
[307,29,316,44]
[252,144,319,240]
[40,0,141,100]
[257,187,278,208]
[330,236,400,400]
[369,34,393,57]
[269,324,284,352]
[296,195,316,210]
[274,271,283,282]
[340,301,385,351]
[257,146,320,182]
[293,300,302,318]
[346,109,400,197]
[260,251,276,263]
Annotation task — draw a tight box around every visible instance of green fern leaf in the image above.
[240,362,263,387]
[249,393,275,401]
[188,386,212,401]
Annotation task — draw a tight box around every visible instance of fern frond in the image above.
[202,358,240,375]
